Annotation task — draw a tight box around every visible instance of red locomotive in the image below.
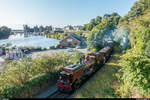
[57,42,113,92]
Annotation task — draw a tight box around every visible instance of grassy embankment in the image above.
[75,45,122,98]
[0,50,85,98]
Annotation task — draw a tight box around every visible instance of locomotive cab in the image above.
[57,71,73,92]
[59,71,72,84]
[57,63,86,92]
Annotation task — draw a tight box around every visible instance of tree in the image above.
[95,16,102,25]
[120,0,150,24]
[44,30,50,35]
[0,26,11,39]
[87,13,121,51]
[136,28,150,57]
[103,14,111,18]
[119,28,150,96]
[86,19,96,31]
[138,19,150,28]
[82,17,99,31]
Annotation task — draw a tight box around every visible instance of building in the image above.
[33,26,39,33]
[0,48,3,55]
[39,26,45,33]
[5,48,25,60]
[23,25,30,33]
[0,57,6,73]
[11,30,24,34]
[64,25,74,31]
[73,25,83,31]
[53,28,64,33]
[60,33,84,48]
[45,26,53,31]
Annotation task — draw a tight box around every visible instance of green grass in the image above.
[0,50,86,98]
[75,46,122,98]
[0,52,73,98]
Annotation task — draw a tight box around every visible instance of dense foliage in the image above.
[47,32,68,40]
[81,0,150,97]
[82,16,102,31]
[0,52,78,98]
[118,28,150,96]
[86,13,121,51]
[0,26,11,39]
[117,0,150,97]
[119,0,150,26]
[47,32,84,41]
[70,50,85,64]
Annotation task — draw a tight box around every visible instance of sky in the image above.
[0,0,138,29]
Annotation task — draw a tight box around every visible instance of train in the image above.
[57,40,114,93]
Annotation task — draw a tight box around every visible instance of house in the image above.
[60,33,84,48]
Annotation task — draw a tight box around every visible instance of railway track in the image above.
[48,90,70,98]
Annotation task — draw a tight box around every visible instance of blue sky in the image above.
[0,0,138,29]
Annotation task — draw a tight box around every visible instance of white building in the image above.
[53,27,64,33]
[5,48,25,60]
[64,25,74,31]
[73,26,83,31]
[0,48,3,55]
[11,30,24,34]
[0,57,6,73]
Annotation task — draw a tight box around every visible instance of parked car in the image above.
[67,48,74,52]
[76,46,81,49]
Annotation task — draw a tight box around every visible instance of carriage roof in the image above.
[63,63,85,72]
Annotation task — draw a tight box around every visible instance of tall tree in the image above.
[95,16,102,25]
[0,26,11,39]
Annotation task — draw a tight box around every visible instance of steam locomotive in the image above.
[57,40,113,93]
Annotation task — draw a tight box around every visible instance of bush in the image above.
[70,50,85,64]
[50,46,55,49]
[36,47,42,51]
[56,44,61,48]
[88,48,97,53]
[119,48,150,96]
[0,52,72,98]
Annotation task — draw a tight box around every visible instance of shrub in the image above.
[70,50,85,63]
[119,48,150,96]
[0,52,72,98]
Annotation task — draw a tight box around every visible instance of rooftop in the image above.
[70,33,82,41]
